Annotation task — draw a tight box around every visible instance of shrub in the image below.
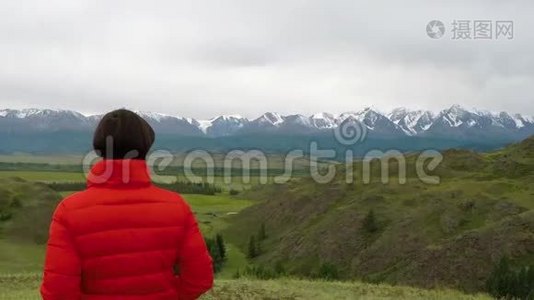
[10,197,22,208]
[0,211,12,221]
[243,265,277,280]
[274,261,287,276]
[318,263,339,281]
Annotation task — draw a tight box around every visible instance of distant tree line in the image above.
[157,181,222,195]
[0,161,309,177]
[47,181,222,195]
[486,256,534,299]
[0,162,81,172]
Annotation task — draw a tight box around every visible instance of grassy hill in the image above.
[0,273,490,299]
[0,177,60,245]
[223,136,534,292]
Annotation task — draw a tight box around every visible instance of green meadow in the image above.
[0,188,254,277]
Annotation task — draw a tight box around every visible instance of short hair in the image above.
[93,109,155,159]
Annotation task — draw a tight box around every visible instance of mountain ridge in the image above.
[1,106,533,154]
[1,105,533,138]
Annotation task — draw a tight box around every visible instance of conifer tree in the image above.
[247,235,257,259]
[258,223,267,241]
[215,233,226,261]
[362,209,378,233]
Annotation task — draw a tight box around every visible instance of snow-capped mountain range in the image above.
[1,105,533,139]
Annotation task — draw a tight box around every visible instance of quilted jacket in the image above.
[41,159,213,299]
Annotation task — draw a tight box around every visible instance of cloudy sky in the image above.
[0,0,533,118]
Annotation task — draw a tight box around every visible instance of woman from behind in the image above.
[41,109,213,299]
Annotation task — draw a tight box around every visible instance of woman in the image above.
[41,109,213,299]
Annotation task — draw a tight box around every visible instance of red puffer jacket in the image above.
[41,159,213,299]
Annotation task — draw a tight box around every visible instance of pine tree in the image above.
[486,256,512,299]
[211,244,223,272]
[247,235,257,259]
[204,236,225,273]
[362,209,378,233]
[258,223,267,241]
[256,238,262,256]
[215,233,226,261]
[527,265,534,299]
[517,266,529,298]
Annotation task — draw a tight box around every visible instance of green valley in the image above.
[1,137,534,298]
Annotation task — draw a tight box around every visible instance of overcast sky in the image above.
[0,0,533,119]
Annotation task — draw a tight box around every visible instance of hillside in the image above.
[224,136,534,292]
[0,178,60,245]
[0,274,490,299]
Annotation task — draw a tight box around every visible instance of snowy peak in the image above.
[0,108,86,120]
[0,108,93,131]
[438,105,472,127]
[284,114,311,127]
[134,111,174,122]
[204,115,249,137]
[254,112,285,126]
[511,113,531,129]
[388,108,435,135]
[310,112,337,129]
[213,115,246,121]
[337,108,398,133]
[338,110,366,123]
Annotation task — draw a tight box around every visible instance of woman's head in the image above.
[93,109,155,160]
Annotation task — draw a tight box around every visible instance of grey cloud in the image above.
[0,0,533,118]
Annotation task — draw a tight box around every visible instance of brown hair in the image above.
[93,109,155,159]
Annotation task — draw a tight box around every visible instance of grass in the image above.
[0,241,45,274]
[0,273,490,300]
